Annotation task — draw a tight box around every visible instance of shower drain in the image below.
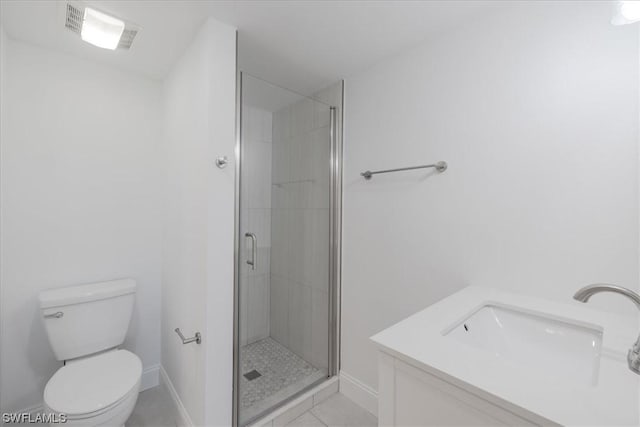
[243,369,262,381]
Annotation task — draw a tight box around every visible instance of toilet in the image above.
[39,279,142,426]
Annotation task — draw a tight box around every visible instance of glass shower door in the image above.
[236,73,335,426]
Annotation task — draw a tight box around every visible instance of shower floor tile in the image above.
[241,337,325,423]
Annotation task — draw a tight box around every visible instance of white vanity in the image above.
[371,287,640,426]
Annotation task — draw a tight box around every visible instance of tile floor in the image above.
[126,385,376,427]
[285,394,377,427]
[126,386,177,427]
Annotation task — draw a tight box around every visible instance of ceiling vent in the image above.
[63,2,140,50]
[64,2,83,34]
[117,28,138,50]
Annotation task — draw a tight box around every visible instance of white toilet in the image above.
[39,279,142,426]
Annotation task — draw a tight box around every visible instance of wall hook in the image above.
[215,156,228,169]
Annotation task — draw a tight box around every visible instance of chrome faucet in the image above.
[573,284,640,375]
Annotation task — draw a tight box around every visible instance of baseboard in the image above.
[339,370,378,416]
[159,365,194,427]
[141,364,160,391]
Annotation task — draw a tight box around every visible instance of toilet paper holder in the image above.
[175,328,202,345]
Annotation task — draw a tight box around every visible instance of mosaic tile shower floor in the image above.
[240,337,326,423]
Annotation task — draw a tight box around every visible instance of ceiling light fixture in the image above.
[612,1,640,25]
[80,7,125,50]
[63,2,139,50]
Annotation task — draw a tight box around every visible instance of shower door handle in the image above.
[245,232,257,270]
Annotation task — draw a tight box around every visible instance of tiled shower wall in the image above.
[270,82,342,370]
[240,105,273,346]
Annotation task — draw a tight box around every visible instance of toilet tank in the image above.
[39,279,136,361]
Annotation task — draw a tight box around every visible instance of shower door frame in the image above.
[232,71,343,427]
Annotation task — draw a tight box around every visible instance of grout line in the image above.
[310,412,328,427]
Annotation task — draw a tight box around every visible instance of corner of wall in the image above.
[203,16,237,427]
[0,21,7,414]
[160,16,237,427]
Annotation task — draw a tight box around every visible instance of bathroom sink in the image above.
[372,287,640,425]
[444,304,603,386]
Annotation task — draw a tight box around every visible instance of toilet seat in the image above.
[44,349,142,418]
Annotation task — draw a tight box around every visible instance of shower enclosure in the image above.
[233,73,342,426]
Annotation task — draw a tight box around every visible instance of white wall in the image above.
[341,2,639,402]
[161,17,236,426]
[0,39,163,412]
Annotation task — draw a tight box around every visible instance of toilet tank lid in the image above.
[39,279,136,309]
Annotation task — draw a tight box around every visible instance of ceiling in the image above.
[0,0,504,95]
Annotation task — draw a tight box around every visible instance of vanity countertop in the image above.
[370,286,640,426]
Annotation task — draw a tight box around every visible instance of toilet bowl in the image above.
[43,349,142,426]
[39,279,141,427]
